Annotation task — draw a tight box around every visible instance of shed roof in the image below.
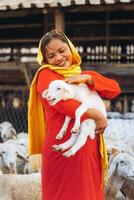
[0,0,132,10]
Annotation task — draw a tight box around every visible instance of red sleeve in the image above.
[83,71,121,99]
[37,69,87,120]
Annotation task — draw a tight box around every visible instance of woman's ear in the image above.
[42,89,48,99]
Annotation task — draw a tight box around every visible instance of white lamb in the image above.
[0,143,28,174]
[42,80,107,157]
[105,152,134,200]
[0,121,17,142]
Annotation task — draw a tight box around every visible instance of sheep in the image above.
[120,176,134,200]
[5,137,28,157]
[0,173,41,200]
[106,142,134,160]
[106,146,120,161]
[125,135,134,153]
[5,137,29,174]
[105,152,134,200]
[24,154,42,174]
[17,132,28,139]
[0,143,28,174]
[104,118,134,141]
[116,191,126,200]
[0,121,17,142]
[42,80,107,157]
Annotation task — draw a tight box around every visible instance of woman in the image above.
[28,30,121,200]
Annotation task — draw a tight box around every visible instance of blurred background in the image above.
[0,0,134,134]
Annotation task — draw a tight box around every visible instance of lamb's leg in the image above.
[63,119,96,157]
[56,116,71,140]
[52,133,78,152]
[71,103,89,133]
[63,121,89,157]
[86,119,96,139]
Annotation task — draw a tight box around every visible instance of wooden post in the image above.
[105,11,110,63]
[54,9,65,32]
[124,94,128,113]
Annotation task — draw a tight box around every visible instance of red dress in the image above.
[37,69,121,200]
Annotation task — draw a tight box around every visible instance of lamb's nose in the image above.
[47,96,51,100]
[9,162,15,167]
[3,134,6,139]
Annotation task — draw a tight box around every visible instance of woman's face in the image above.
[45,39,73,68]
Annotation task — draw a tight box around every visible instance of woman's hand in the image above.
[86,108,107,135]
[64,74,93,85]
[94,118,107,135]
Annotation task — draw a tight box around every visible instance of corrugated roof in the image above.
[0,0,132,10]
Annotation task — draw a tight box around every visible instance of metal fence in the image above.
[0,90,29,133]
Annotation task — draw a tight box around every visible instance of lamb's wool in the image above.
[0,173,41,200]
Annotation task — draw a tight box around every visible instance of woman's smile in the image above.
[56,59,67,67]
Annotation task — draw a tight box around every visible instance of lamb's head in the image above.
[108,152,134,179]
[0,143,17,173]
[0,121,17,142]
[0,143,28,174]
[42,80,73,105]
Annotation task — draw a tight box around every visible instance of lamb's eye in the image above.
[120,160,125,164]
[2,151,5,154]
[57,88,61,90]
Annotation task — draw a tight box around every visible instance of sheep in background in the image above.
[0,143,28,174]
[125,135,134,153]
[104,118,134,141]
[0,121,17,142]
[4,137,28,174]
[0,173,41,200]
[120,176,134,200]
[42,80,107,158]
[5,137,28,157]
[107,146,120,161]
[4,138,41,174]
[105,152,134,200]
[17,132,28,139]
[106,141,134,160]
[116,191,126,200]
[24,154,42,174]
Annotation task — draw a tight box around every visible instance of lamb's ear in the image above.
[108,159,118,177]
[107,147,120,161]
[63,88,73,100]
[42,89,48,99]
[11,128,17,137]
[17,151,29,162]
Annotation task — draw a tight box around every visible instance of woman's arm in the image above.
[86,108,107,134]
[65,71,121,99]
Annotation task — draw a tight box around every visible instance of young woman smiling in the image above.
[28,30,121,200]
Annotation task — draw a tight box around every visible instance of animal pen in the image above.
[0,0,134,132]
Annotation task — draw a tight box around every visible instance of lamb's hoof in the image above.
[71,127,80,134]
[90,134,95,140]
[52,145,61,151]
[63,150,73,158]
[56,131,66,140]
[56,134,63,140]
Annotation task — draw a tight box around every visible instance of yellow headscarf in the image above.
[28,30,108,183]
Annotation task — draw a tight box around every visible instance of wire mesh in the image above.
[0,90,29,133]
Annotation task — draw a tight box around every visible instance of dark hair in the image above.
[40,30,69,62]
